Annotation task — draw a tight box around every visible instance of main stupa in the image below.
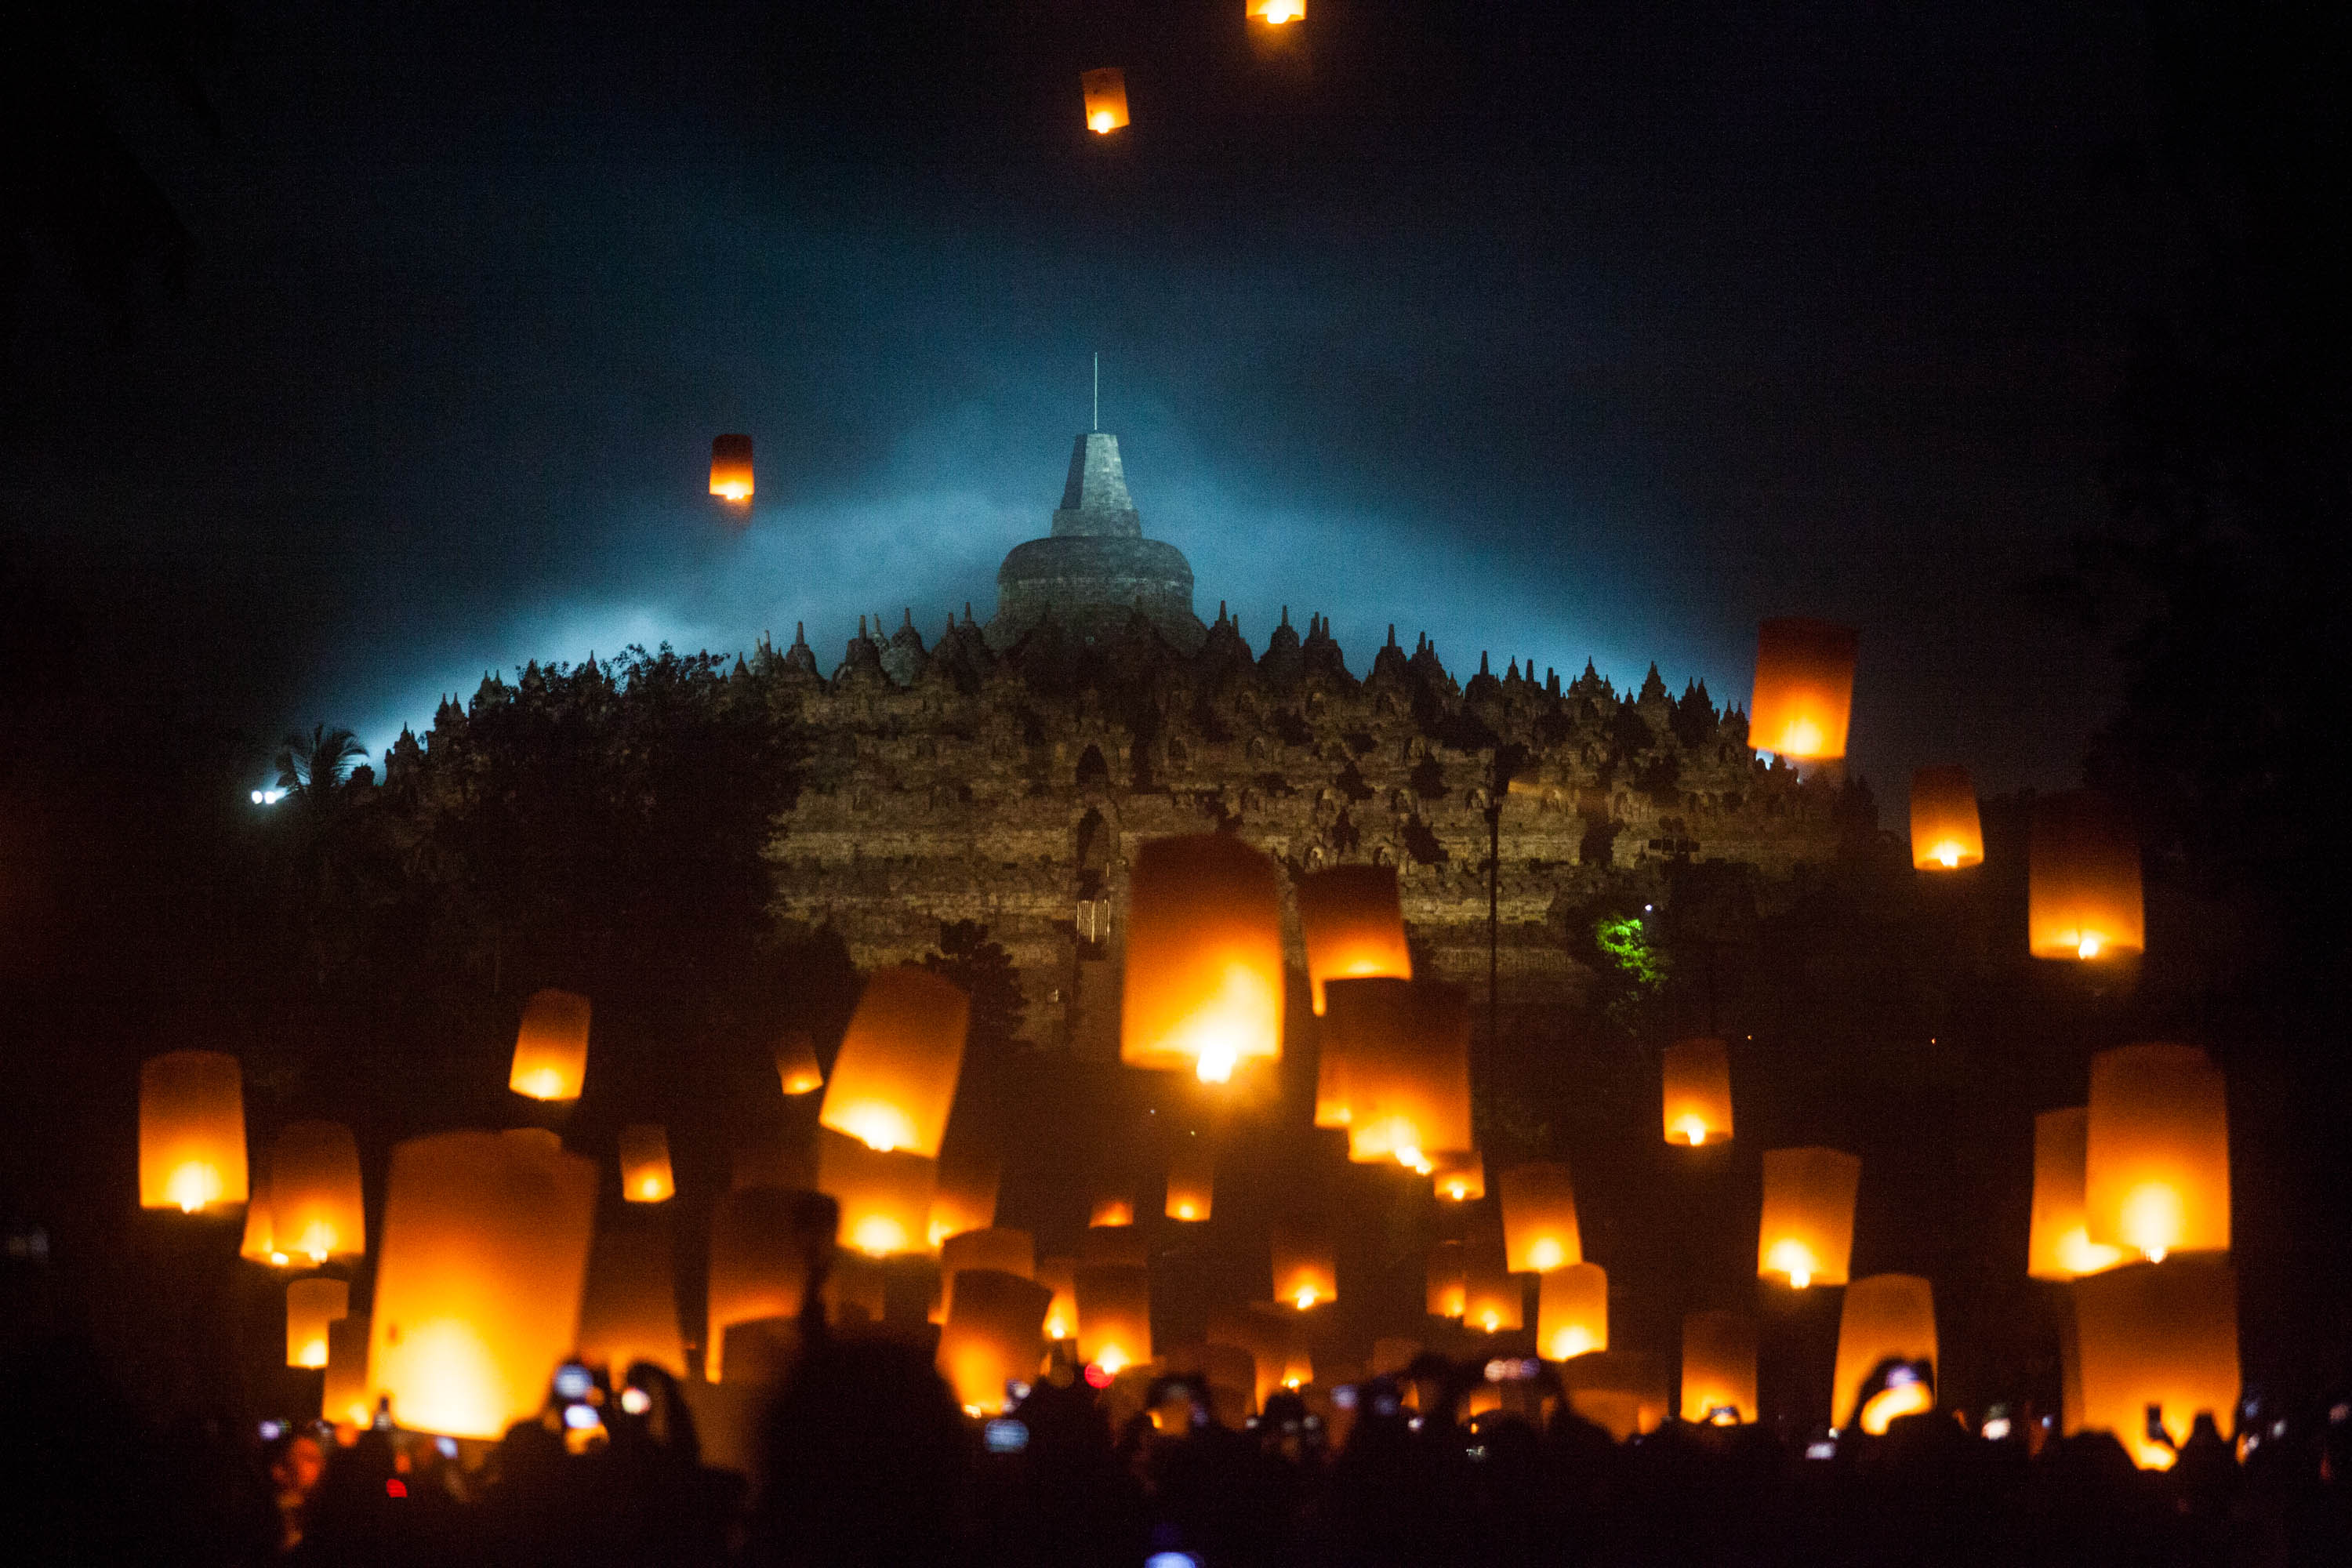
[985,432,1207,653]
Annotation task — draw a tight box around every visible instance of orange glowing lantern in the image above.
[709,434,754,505]
[577,1220,685,1379]
[1248,0,1307,25]
[2073,1256,2239,1468]
[509,989,590,1102]
[1080,68,1130,136]
[1756,1146,1861,1289]
[1461,1233,1523,1333]
[1661,1037,1734,1147]
[286,1276,349,1370]
[775,1031,824,1096]
[2086,1043,2230,1262]
[1121,833,1285,1083]
[1431,1149,1485,1202]
[2028,792,2145,960]
[1537,1262,1609,1362]
[1499,1161,1582,1273]
[938,1227,1035,1324]
[1908,765,1984,870]
[1090,1188,1137,1229]
[707,1187,813,1383]
[1748,618,1857,761]
[1426,1238,1468,1319]
[616,1124,675,1204]
[1166,1139,1214,1221]
[366,1130,597,1438]
[1080,1223,1149,1270]
[1832,1274,1937,1434]
[1338,980,1473,1172]
[138,1051,249,1213]
[1271,1219,1337,1311]
[940,1268,1054,1414]
[1037,1257,1078,1341]
[816,1127,937,1259]
[1562,1352,1671,1440]
[1679,1311,1758,1424]
[321,1313,372,1425]
[240,1174,285,1265]
[1297,863,1411,1016]
[928,1145,1001,1246]
[1075,1263,1152,1374]
[818,967,968,1159]
[260,1122,365,1265]
[2029,1107,2129,1279]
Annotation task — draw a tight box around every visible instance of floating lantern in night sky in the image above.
[139,1051,248,1214]
[1122,833,1284,1083]
[819,967,968,1159]
[1748,618,1857,761]
[1908,765,1984,870]
[509,989,590,1102]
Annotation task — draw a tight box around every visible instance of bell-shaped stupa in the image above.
[986,432,1205,652]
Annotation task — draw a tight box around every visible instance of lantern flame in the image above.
[833,1105,920,1156]
[2056,1226,2129,1277]
[1196,1040,1238,1083]
[1047,1315,1068,1340]
[1551,1328,1594,1360]
[1294,1286,1319,1311]
[1675,1117,1710,1147]
[1935,843,1962,869]
[1529,1239,1566,1272]
[1094,1348,1128,1376]
[2079,934,2103,959]
[851,1214,911,1257]
[1479,1309,1501,1333]
[1265,1,1303,20]
[2119,1183,2185,1260]
[1090,111,1116,134]
[1766,1238,1819,1288]
[514,1068,569,1102]
[166,1163,222,1214]
[1394,1146,1432,1175]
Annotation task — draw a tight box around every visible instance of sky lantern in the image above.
[1249,0,1307,26]
[940,1268,1054,1416]
[1537,1262,1610,1362]
[1271,1218,1338,1311]
[240,1175,285,1265]
[1037,1257,1078,1341]
[576,1220,685,1380]
[1747,617,1857,761]
[1297,863,1411,1016]
[775,1032,824,1096]
[1499,1161,1582,1273]
[1661,1037,1734,1147]
[508,989,590,1102]
[1075,1263,1152,1375]
[139,1050,249,1213]
[264,1121,365,1265]
[1338,980,1473,1172]
[2074,1256,2239,1468]
[1080,68,1130,135]
[1431,1149,1485,1202]
[937,1227,1035,1324]
[1832,1274,1938,1434]
[928,1144,1001,1246]
[1679,1311,1758,1425]
[1907,765,1984,870]
[1123,833,1286,1083]
[1166,1138,1214,1221]
[1426,1238,1468,1319]
[1089,1186,1137,1229]
[286,1276,350,1370]
[2085,1043,2230,1262]
[2028,791,2145,960]
[1461,1233,1523,1333]
[1756,1146,1861,1289]
[616,1124,676,1204]
[707,1187,812,1383]
[819,967,969,1159]
[709,434,753,505]
[321,1314,372,1426]
[367,1130,597,1439]
[817,1127,937,1259]
[2029,1107,2129,1279]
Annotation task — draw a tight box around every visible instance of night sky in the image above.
[5,2,2164,796]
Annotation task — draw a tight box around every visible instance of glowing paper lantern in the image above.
[2085,1043,2230,1262]
[286,1276,350,1369]
[1248,0,1306,25]
[1679,1311,1758,1424]
[1080,1223,1149,1270]
[1908,766,1984,871]
[1756,1146,1861,1288]
[707,1187,812,1383]
[2029,1108,2129,1280]
[928,1145,1001,1246]
[1080,68,1130,136]
[240,1176,285,1265]
[816,1127,936,1259]
[709,434,753,504]
[1074,1263,1152,1374]
[1297,863,1411,1016]
[321,1314,373,1426]
[1537,1262,1609,1362]
[1037,1257,1078,1341]
[1832,1275,1937,1434]
[1271,1219,1337,1310]
[367,1130,597,1438]
[1461,1233,1523,1333]
[2074,1256,2238,1468]
[1090,1188,1136,1229]
[262,1122,366,1264]
[1748,618,1857,761]
[1121,833,1285,1083]
[1562,1352,1670,1440]
[138,1051,249,1213]
[2028,792,2144,960]
[1661,1037,1734,1147]
[775,1032,824,1096]
[577,1221,685,1379]
[1432,1149,1485,1202]
[1499,1161,1582,1273]
[509,989,590,1102]
[939,1268,1054,1415]
[1336,980,1473,1171]
[1425,1238,1468,1319]
[818,967,968,1159]
[615,1124,675,1205]
[1165,1140,1214,1221]
[937,1227,1035,1324]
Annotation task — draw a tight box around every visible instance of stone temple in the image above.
[762,429,1849,1055]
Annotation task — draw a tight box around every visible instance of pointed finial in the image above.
[1479,652,1490,675]
[1387,623,1397,647]
[1281,604,1290,626]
